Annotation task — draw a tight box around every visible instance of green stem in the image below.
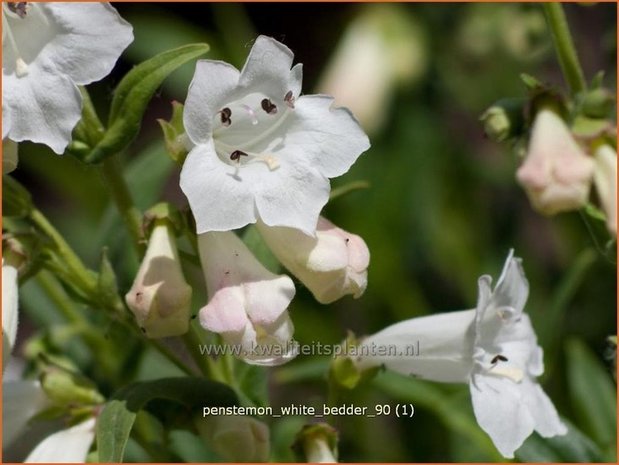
[182,325,218,379]
[101,157,145,256]
[30,208,97,294]
[543,3,587,96]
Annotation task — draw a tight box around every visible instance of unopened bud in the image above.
[125,221,192,338]
[3,139,18,174]
[158,101,192,163]
[195,416,270,462]
[582,88,615,119]
[480,98,525,142]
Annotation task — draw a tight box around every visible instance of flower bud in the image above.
[3,139,18,174]
[480,98,525,142]
[157,101,193,164]
[593,144,617,235]
[257,217,369,305]
[198,231,296,366]
[125,221,192,338]
[195,416,270,462]
[582,88,615,119]
[516,108,594,215]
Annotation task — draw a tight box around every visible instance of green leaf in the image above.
[566,338,617,450]
[516,418,604,462]
[97,377,237,462]
[85,44,209,164]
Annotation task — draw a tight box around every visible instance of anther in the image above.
[490,354,508,365]
[261,98,278,115]
[284,90,295,109]
[220,107,232,127]
[7,2,29,18]
[230,150,248,162]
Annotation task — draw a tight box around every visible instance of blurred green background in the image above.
[9,3,616,462]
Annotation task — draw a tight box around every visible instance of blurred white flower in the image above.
[2,2,133,154]
[257,217,369,304]
[198,231,296,366]
[355,251,566,458]
[516,109,594,215]
[180,35,370,235]
[125,222,192,338]
[593,144,617,235]
[3,138,18,174]
[24,417,96,463]
[2,260,19,369]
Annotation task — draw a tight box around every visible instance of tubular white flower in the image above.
[2,2,133,154]
[593,144,617,235]
[24,417,96,463]
[125,222,192,338]
[2,261,19,369]
[180,35,370,235]
[257,217,369,304]
[198,231,297,366]
[355,251,566,458]
[516,109,594,215]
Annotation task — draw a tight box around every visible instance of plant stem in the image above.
[101,156,145,256]
[543,3,587,96]
[182,325,218,379]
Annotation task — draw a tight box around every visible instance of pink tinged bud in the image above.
[257,217,370,305]
[516,109,594,215]
[593,145,617,235]
[125,223,192,338]
[197,231,296,366]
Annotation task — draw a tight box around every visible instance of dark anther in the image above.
[8,2,28,18]
[490,354,508,364]
[261,98,278,115]
[220,107,232,127]
[284,90,295,109]
[230,150,248,162]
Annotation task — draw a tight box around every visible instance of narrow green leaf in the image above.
[85,44,209,164]
[97,377,237,462]
[566,338,617,450]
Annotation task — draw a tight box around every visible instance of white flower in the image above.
[516,109,594,215]
[303,436,338,463]
[355,251,566,458]
[24,417,96,463]
[257,217,369,304]
[180,35,370,235]
[125,222,192,338]
[593,144,617,235]
[198,231,296,366]
[2,2,133,154]
[2,260,19,369]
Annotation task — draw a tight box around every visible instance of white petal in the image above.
[180,141,257,233]
[522,377,567,438]
[238,36,299,99]
[184,60,240,145]
[39,3,133,85]
[2,62,81,154]
[286,95,370,178]
[356,309,476,383]
[25,417,96,463]
[2,381,49,446]
[488,250,528,315]
[593,145,617,235]
[254,153,330,235]
[470,374,535,458]
[2,262,19,367]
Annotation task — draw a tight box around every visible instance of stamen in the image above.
[7,2,28,18]
[15,58,29,77]
[284,90,295,109]
[240,104,259,125]
[219,107,232,127]
[489,365,524,383]
[490,354,508,365]
[256,155,280,170]
[229,150,248,162]
[261,98,278,115]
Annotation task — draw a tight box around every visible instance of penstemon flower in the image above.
[2,2,133,154]
[180,35,370,235]
[257,217,369,304]
[516,108,594,215]
[355,251,566,458]
[198,231,297,366]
